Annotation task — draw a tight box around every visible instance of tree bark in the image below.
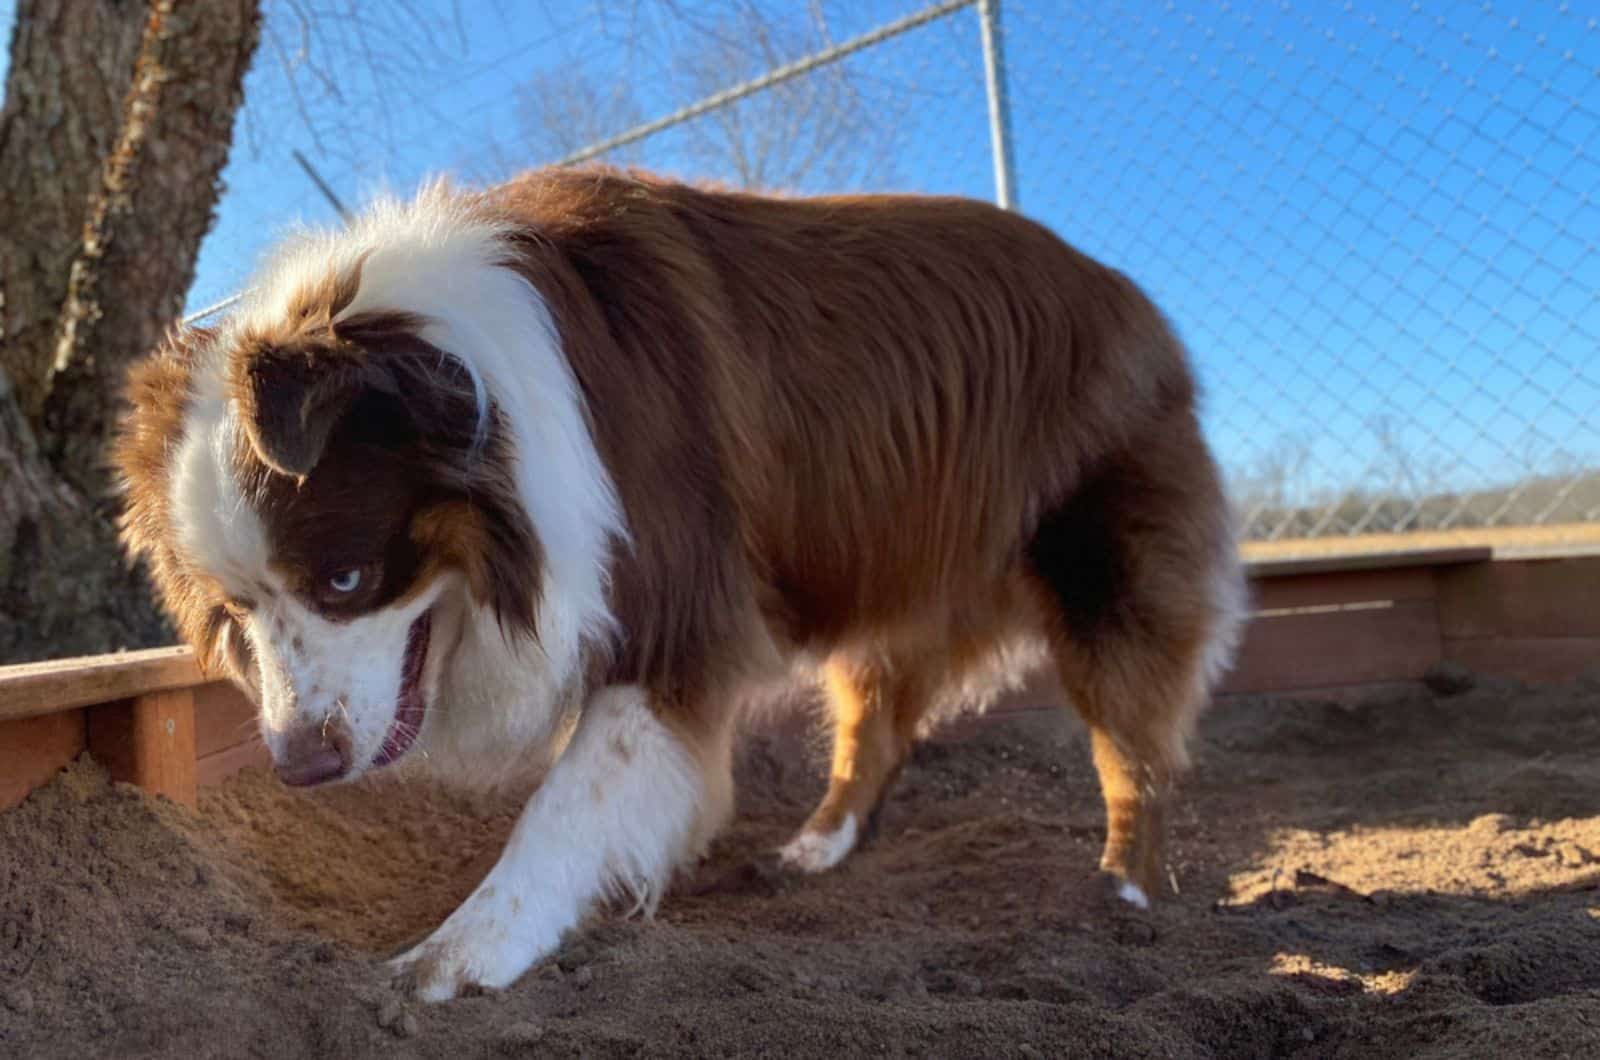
[0,0,146,417]
[0,368,161,661]
[41,2,262,499]
[0,0,261,663]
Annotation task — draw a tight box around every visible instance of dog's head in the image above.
[117,187,627,786]
[114,270,543,786]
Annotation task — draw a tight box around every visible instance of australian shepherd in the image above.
[113,166,1244,1001]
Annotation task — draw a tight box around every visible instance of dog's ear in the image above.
[233,309,471,478]
[234,343,373,478]
[230,260,388,478]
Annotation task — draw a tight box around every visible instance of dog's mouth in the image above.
[372,609,432,769]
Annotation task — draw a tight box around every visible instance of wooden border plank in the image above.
[3,541,1597,811]
[193,682,257,758]
[0,646,200,722]
[1438,557,1600,639]
[1246,545,1490,580]
[0,548,1496,723]
[1240,523,1600,565]
[86,689,198,806]
[1249,566,1438,611]
[1222,599,1440,695]
[0,711,87,810]
[1444,635,1600,685]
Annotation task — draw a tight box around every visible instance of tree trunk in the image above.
[0,0,146,418]
[0,368,162,660]
[0,0,261,663]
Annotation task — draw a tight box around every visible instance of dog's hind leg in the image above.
[1027,418,1243,907]
[778,654,931,873]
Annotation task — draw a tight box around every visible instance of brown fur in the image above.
[114,327,239,677]
[477,168,1234,894]
[115,165,1237,899]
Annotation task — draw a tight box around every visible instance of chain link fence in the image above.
[194,0,1600,543]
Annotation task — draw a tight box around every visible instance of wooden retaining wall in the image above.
[0,650,260,810]
[4,535,1599,811]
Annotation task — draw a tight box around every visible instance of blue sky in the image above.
[3,1,1597,504]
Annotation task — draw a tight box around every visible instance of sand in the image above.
[4,674,1600,1057]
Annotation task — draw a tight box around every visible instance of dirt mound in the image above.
[5,678,1600,1057]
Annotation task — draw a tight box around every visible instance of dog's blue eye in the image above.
[328,569,362,594]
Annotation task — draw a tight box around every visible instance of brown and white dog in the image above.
[113,167,1244,1001]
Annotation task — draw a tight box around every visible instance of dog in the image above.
[113,166,1245,1001]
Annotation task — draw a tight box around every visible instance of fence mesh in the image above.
[192,0,1600,542]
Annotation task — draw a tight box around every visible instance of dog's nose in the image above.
[273,716,353,787]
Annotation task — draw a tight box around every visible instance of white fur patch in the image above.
[169,359,268,590]
[417,603,583,787]
[1200,501,1250,693]
[247,582,445,769]
[1202,544,1249,692]
[1116,879,1151,910]
[392,685,706,1001]
[778,812,859,874]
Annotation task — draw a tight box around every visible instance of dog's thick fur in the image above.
[114,166,1244,1000]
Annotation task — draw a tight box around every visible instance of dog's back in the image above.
[487,168,1220,636]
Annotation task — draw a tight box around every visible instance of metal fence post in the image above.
[978,0,1017,211]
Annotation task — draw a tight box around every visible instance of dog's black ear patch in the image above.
[237,346,370,478]
[230,292,445,478]
[229,259,392,478]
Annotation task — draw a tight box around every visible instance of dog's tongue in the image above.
[373,610,431,768]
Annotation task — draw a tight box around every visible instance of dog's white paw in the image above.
[1115,879,1151,910]
[778,812,858,874]
[389,914,543,1002]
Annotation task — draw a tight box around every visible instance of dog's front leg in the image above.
[391,685,711,1002]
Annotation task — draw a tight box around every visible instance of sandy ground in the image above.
[4,674,1600,1058]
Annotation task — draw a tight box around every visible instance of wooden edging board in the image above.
[0,646,202,723]
[3,536,1599,810]
[0,649,227,810]
[0,541,1503,722]
[1242,545,1491,579]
